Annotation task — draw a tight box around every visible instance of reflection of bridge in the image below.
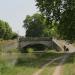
[18,37,64,51]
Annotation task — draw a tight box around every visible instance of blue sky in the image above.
[0,0,38,36]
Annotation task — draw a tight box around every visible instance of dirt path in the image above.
[52,39,74,75]
[52,54,69,75]
[32,55,65,75]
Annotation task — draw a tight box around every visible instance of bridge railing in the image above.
[19,37,52,42]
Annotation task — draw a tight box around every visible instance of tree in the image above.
[58,9,75,40]
[23,13,48,37]
[57,0,75,40]
[35,0,75,40]
[35,0,64,38]
[3,22,12,39]
[0,20,6,38]
[11,32,18,39]
[0,20,18,40]
[35,0,63,22]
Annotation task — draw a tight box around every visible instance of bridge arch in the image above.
[23,41,51,47]
[19,40,52,50]
[19,37,64,52]
[22,43,48,51]
[19,37,52,52]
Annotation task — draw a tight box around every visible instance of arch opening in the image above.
[20,44,50,53]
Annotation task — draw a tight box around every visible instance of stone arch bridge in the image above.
[18,37,63,51]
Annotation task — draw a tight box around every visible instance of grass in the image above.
[0,50,64,75]
[0,64,38,75]
[40,66,55,75]
[63,53,75,75]
[40,53,63,75]
[39,60,59,75]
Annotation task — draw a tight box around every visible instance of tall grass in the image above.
[63,53,75,75]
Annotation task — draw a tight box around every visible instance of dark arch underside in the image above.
[21,44,50,53]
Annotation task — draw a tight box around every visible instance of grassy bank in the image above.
[0,39,17,45]
[0,50,64,75]
[0,40,18,53]
[63,53,75,75]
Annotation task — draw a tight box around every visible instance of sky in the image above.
[0,0,38,36]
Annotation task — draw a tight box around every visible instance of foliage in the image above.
[0,20,6,38]
[3,22,12,39]
[63,53,75,75]
[0,20,18,40]
[35,0,75,22]
[23,13,52,37]
[58,9,75,40]
[11,32,18,39]
[35,0,75,40]
[35,0,63,22]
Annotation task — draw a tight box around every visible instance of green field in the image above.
[63,53,75,75]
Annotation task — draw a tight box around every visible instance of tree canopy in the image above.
[35,0,75,40]
[58,8,75,40]
[23,13,52,37]
[23,13,60,38]
[0,20,18,40]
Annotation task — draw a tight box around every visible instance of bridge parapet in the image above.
[19,37,52,42]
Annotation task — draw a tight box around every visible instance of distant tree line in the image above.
[0,20,18,40]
